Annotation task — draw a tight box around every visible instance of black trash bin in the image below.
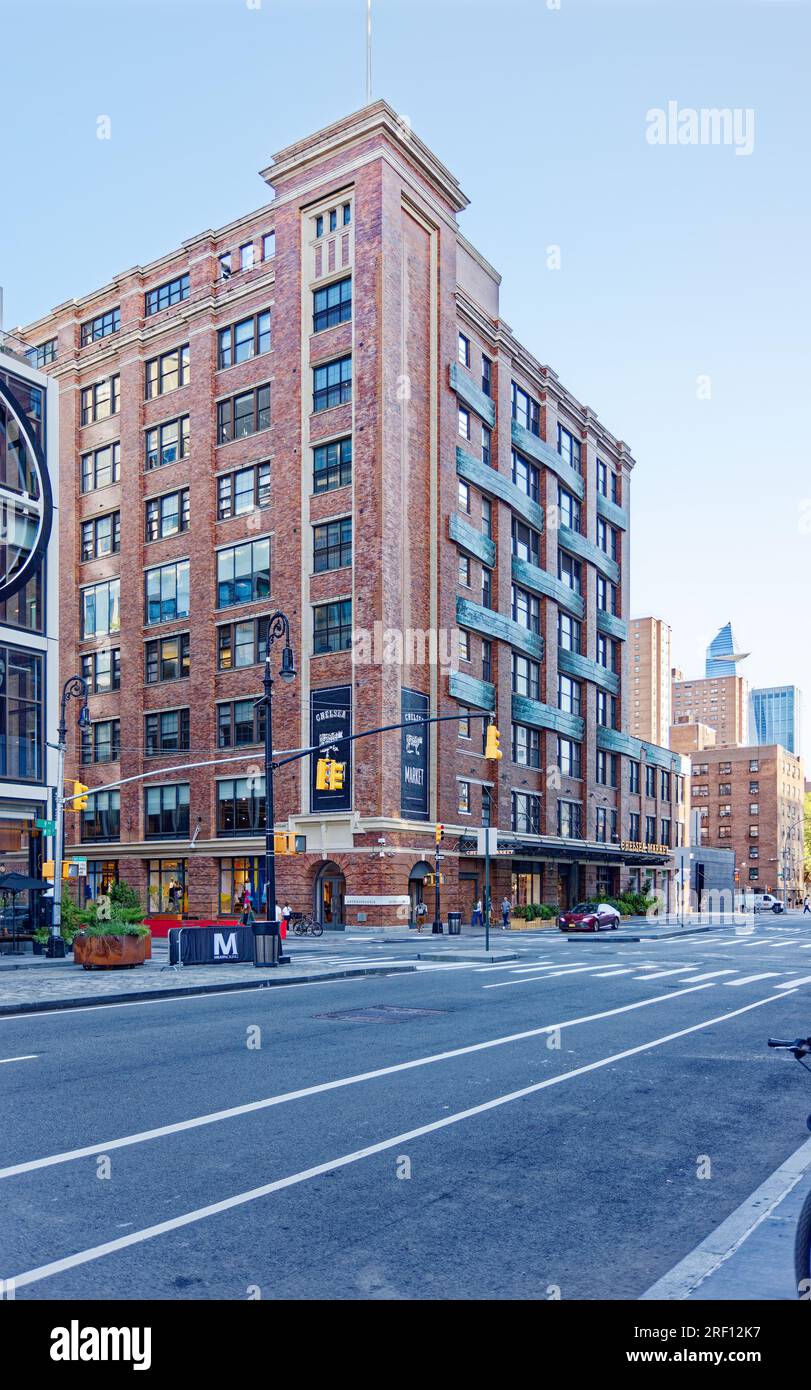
[447,912,462,936]
[253,921,280,968]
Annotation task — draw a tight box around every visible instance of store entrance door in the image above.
[315,863,346,930]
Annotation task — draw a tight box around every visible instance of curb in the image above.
[0,963,417,1018]
[565,923,735,944]
[416,951,519,963]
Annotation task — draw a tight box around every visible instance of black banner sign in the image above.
[168,926,255,965]
[401,687,430,820]
[310,685,352,812]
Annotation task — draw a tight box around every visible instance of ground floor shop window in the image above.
[218,857,266,915]
[511,866,544,907]
[83,860,118,902]
[147,859,188,914]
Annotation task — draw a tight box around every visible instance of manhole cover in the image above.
[314,1004,447,1023]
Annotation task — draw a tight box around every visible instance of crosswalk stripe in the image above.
[637,967,695,980]
[773,974,811,990]
[725,973,779,986]
[679,969,737,982]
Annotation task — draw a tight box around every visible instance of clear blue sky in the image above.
[4,0,809,747]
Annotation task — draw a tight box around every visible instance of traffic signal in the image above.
[71,782,89,811]
[484,723,502,761]
[315,757,333,791]
[43,860,54,880]
[330,761,346,791]
[273,832,298,856]
[435,824,445,845]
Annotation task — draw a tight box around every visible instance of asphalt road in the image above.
[3,912,811,1300]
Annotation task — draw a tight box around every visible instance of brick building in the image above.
[17,101,686,927]
[630,617,671,746]
[690,744,804,901]
[671,669,749,748]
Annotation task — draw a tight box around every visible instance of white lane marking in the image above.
[800,943,811,949]
[474,962,552,973]
[544,966,607,978]
[640,1134,811,1300]
[6,990,780,1292]
[679,970,738,983]
[0,1055,38,1065]
[637,967,695,980]
[0,984,713,1183]
[766,941,797,948]
[724,972,779,986]
[773,974,811,990]
[591,968,635,977]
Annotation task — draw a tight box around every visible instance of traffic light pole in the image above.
[49,675,89,959]
[433,834,442,934]
[258,612,296,947]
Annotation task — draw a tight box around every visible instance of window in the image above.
[217,777,266,835]
[558,486,580,533]
[216,539,270,608]
[219,252,232,279]
[217,617,269,670]
[145,560,190,625]
[459,629,471,663]
[512,652,540,701]
[240,243,255,271]
[81,648,120,694]
[750,802,759,816]
[145,274,189,317]
[750,846,759,860]
[749,759,759,773]
[81,441,120,492]
[558,800,582,839]
[343,203,351,226]
[145,783,190,838]
[482,786,492,828]
[481,567,493,609]
[596,635,619,673]
[597,459,608,496]
[315,216,323,238]
[81,789,120,842]
[80,307,120,346]
[81,511,120,561]
[718,825,732,840]
[262,231,276,260]
[595,808,607,843]
[557,424,582,474]
[558,612,582,654]
[313,599,352,654]
[629,811,640,841]
[458,407,471,440]
[313,277,352,333]
[645,765,657,797]
[597,691,618,729]
[81,375,119,424]
[313,437,352,493]
[597,576,619,615]
[512,792,541,835]
[511,382,540,435]
[558,737,582,779]
[145,344,189,398]
[558,551,582,595]
[217,385,271,442]
[145,415,190,471]
[645,815,656,844]
[596,750,618,787]
[512,518,540,566]
[313,356,352,412]
[217,463,270,519]
[0,567,43,634]
[694,763,708,776]
[145,489,189,541]
[313,517,352,572]
[0,644,43,782]
[458,780,471,815]
[145,709,190,755]
[692,785,709,798]
[719,803,732,818]
[458,554,471,587]
[81,719,120,765]
[217,699,265,749]
[458,708,472,739]
[558,674,581,716]
[749,781,759,795]
[481,639,492,683]
[749,825,759,839]
[597,518,619,560]
[458,333,470,367]
[81,579,120,638]
[512,724,540,769]
[511,450,540,502]
[511,584,540,633]
[611,472,620,504]
[26,339,57,369]
[481,424,492,467]
[719,762,732,774]
[458,480,471,514]
[482,355,492,398]
[481,497,492,540]
[660,819,671,847]
[217,310,271,369]
[145,633,189,684]
[629,760,640,794]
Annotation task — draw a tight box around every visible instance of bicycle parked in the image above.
[768,1034,811,1297]
[291,912,323,937]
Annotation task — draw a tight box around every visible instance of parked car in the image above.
[751,893,785,914]
[559,901,621,932]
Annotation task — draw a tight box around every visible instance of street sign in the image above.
[36,819,56,834]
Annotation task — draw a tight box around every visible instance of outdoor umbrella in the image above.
[0,872,49,955]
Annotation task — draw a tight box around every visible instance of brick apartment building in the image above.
[671,669,749,747]
[630,617,671,746]
[17,101,686,926]
[690,744,804,901]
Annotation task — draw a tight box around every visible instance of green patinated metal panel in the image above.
[558,525,621,585]
[596,609,628,641]
[596,492,629,532]
[511,555,585,619]
[449,362,497,428]
[457,596,544,661]
[448,670,496,711]
[449,512,497,568]
[558,647,620,695]
[510,419,585,500]
[512,694,584,740]
[596,726,641,759]
[456,447,545,533]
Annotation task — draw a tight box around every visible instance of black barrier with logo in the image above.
[168,925,255,965]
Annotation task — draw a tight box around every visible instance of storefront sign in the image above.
[0,378,53,603]
[345,895,410,906]
[401,688,429,820]
[621,840,670,856]
[310,685,352,813]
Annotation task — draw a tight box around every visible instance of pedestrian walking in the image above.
[416,900,428,933]
[472,897,483,928]
[281,901,292,940]
[501,896,512,930]
[803,895,811,915]
[168,878,180,911]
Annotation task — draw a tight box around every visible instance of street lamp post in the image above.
[50,675,90,958]
[258,612,296,949]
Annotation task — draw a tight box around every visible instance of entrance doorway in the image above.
[408,862,432,927]
[315,862,346,930]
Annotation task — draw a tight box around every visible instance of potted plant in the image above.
[72,892,152,970]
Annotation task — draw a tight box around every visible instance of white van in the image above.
[752,892,785,914]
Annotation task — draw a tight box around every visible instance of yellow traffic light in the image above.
[435,824,444,845]
[43,860,54,880]
[71,781,90,811]
[315,757,332,791]
[273,832,298,856]
[484,723,502,761]
[330,761,345,791]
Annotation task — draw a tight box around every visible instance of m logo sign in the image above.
[213,932,238,959]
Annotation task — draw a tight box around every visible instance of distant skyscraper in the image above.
[705,622,749,678]
[750,686,802,756]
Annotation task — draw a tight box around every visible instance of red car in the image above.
[559,901,621,932]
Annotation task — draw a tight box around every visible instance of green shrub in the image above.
[77,921,150,939]
[109,880,142,912]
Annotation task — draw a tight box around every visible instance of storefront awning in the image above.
[458,834,674,868]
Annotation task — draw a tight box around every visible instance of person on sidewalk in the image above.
[281,902,292,940]
[472,898,483,928]
[416,900,428,934]
[501,896,512,930]
[803,895,811,915]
